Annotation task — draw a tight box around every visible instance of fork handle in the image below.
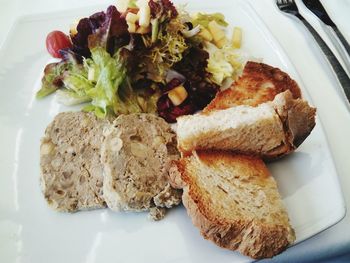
[300,18,350,104]
[323,25,350,77]
[333,27,350,53]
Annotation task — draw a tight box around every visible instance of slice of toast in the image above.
[177,90,316,159]
[204,61,302,112]
[170,151,296,259]
[172,62,302,258]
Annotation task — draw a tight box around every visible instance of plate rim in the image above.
[0,0,346,259]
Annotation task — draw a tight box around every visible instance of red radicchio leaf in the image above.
[88,6,129,54]
[89,11,107,30]
[70,18,93,58]
[69,5,129,60]
[149,0,178,19]
[157,46,219,122]
[161,0,178,18]
[157,95,196,123]
[149,0,162,18]
[173,46,219,109]
[163,78,183,92]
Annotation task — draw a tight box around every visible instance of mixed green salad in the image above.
[37,0,244,122]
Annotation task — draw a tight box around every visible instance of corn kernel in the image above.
[88,68,95,81]
[116,0,130,12]
[69,20,79,36]
[126,12,139,24]
[127,22,137,33]
[168,86,188,106]
[199,26,213,41]
[137,0,151,27]
[215,37,227,48]
[208,21,226,42]
[232,27,242,48]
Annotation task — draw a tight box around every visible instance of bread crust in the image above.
[273,90,316,149]
[177,90,316,160]
[170,151,295,259]
[204,61,301,112]
[201,61,316,160]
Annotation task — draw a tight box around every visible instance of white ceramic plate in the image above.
[0,1,346,262]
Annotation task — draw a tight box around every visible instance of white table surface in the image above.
[1,0,350,262]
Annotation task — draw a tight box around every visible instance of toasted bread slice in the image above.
[177,90,316,159]
[204,62,301,112]
[170,151,295,259]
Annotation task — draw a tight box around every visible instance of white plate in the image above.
[0,1,346,262]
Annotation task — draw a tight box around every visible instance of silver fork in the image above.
[276,0,350,105]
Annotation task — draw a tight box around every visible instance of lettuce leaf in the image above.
[70,5,129,59]
[204,42,243,85]
[36,62,71,99]
[192,12,228,28]
[38,47,143,117]
[56,89,91,106]
[88,5,129,54]
[173,46,219,109]
[129,18,188,83]
[82,47,150,117]
[84,47,132,117]
[149,0,178,20]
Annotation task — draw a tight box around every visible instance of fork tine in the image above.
[276,0,287,5]
[276,0,301,17]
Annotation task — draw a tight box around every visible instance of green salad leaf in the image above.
[36,62,71,99]
[128,0,137,8]
[192,12,228,28]
[56,89,91,106]
[39,47,144,118]
[204,42,243,85]
[83,47,142,117]
[134,18,188,83]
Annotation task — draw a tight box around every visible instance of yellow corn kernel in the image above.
[198,26,213,42]
[69,20,79,36]
[126,12,139,24]
[116,0,130,12]
[168,86,188,106]
[208,21,226,42]
[136,0,151,27]
[127,22,137,33]
[215,37,227,48]
[88,68,95,81]
[232,27,242,48]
